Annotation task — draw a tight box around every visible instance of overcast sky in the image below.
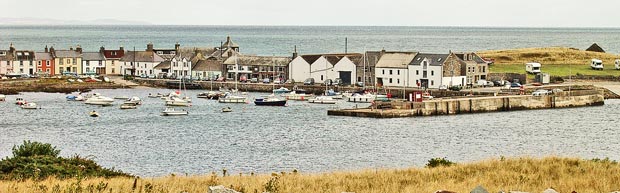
[3,0,620,27]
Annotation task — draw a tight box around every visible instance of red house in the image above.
[35,46,55,76]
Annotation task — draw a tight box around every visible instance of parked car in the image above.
[333,78,342,86]
[449,85,462,91]
[285,79,295,84]
[303,78,315,85]
[148,74,156,79]
[477,80,488,87]
[532,89,550,96]
[439,85,448,90]
[324,79,333,86]
[250,78,258,83]
[139,74,147,78]
[262,78,270,84]
[356,81,365,87]
[486,81,495,87]
[273,78,282,84]
[493,80,503,86]
[239,75,248,83]
[510,82,522,88]
[216,77,226,82]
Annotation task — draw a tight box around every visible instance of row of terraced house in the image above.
[0,36,489,89]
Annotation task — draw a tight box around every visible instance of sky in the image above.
[2,0,620,27]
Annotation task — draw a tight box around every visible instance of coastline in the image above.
[2,157,618,193]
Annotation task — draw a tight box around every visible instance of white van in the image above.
[525,62,541,74]
[615,59,620,70]
[591,59,604,70]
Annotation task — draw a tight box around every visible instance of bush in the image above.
[12,140,60,158]
[426,157,456,168]
[0,141,131,180]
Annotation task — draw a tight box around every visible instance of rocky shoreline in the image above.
[0,79,127,95]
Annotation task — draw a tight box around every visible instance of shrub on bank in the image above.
[0,140,131,180]
[426,157,456,168]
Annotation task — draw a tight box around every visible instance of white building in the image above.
[119,51,165,76]
[0,49,13,75]
[82,52,106,75]
[289,53,360,84]
[11,50,36,75]
[170,57,192,79]
[374,52,417,87]
[408,53,466,89]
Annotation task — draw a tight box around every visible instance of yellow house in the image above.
[50,46,83,75]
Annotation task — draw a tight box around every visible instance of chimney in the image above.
[175,42,180,51]
[9,43,15,53]
[49,46,55,55]
[70,46,73,51]
[100,46,105,53]
[147,42,154,51]
[120,46,124,52]
[380,48,386,56]
[76,45,82,53]
[292,45,298,59]
[45,45,49,53]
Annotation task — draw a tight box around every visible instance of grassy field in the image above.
[479,47,620,77]
[2,157,619,193]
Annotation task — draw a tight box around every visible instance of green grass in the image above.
[491,64,620,77]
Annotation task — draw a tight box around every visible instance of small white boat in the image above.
[161,108,188,116]
[67,79,75,83]
[84,93,114,106]
[103,77,110,82]
[21,102,38,109]
[126,96,142,105]
[89,111,99,117]
[120,102,137,109]
[273,87,291,94]
[308,96,338,104]
[76,79,84,83]
[165,96,191,107]
[283,91,315,101]
[0,94,5,101]
[15,98,26,105]
[347,93,375,103]
[221,107,232,113]
[147,93,159,98]
[218,93,247,103]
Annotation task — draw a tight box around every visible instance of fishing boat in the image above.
[308,96,337,104]
[89,111,99,117]
[347,93,375,103]
[198,91,225,100]
[84,93,114,106]
[165,96,191,107]
[221,107,232,113]
[273,87,291,94]
[161,108,188,116]
[255,95,287,106]
[126,96,142,105]
[325,89,343,99]
[147,93,159,98]
[15,98,26,105]
[283,91,315,101]
[120,102,137,109]
[20,102,38,109]
[0,94,5,101]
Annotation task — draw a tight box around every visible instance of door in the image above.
[339,71,352,85]
[96,68,106,75]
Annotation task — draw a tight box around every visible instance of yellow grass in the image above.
[2,157,620,193]
[478,47,619,65]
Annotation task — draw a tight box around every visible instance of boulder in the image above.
[471,186,489,193]
[542,189,559,193]
[207,185,241,193]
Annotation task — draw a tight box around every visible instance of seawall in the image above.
[328,90,605,118]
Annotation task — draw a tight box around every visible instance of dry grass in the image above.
[2,157,620,193]
[478,47,619,65]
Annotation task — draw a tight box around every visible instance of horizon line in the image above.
[2,24,620,29]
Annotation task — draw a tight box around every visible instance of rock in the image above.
[471,186,489,193]
[542,189,559,193]
[207,185,241,193]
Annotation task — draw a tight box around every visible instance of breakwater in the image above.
[328,89,605,118]
[0,79,125,95]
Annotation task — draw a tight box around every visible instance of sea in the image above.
[1,26,620,177]
[1,26,620,55]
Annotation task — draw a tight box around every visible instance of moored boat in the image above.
[308,96,337,104]
[273,87,291,94]
[0,94,5,101]
[84,93,114,106]
[347,93,375,103]
[89,110,99,117]
[254,95,287,106]
[221,107,232,113]
[126,96,142,105]
[20,102,38,109]
[120,102,138,109]
[15,98,26,105]
[218,93,247,103]
[114,96,129,100]
[161,108,188,116]
[283,91,315,101]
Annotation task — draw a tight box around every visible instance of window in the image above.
[321,75,324,81]
[382,69,385,74]
[66,59,71,64]
[86,61,90,66]
[99,61,102,66]
[482,66,486,73]
[46,61,50,66]
[397,70,400,75]
[60,59,64,65]
[46,69,50,73]
[389,70,392,75]
[73,58,76,65]
[389,78,392,83]
[431,80,434,86]
[112,68,115,73]
[416,70,419,75]
[431,71,434,76]
[112,51,117,56]
[397,79,400,84]
[38,68,42,72]
[38,61,42,66]
[86,67,90,72]
[111,60,115,66]
[20,61,23,66]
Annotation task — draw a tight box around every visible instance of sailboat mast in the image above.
[363,53,367,90]
[235,53,238,91]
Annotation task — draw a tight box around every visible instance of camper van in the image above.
[591,59,604,70]
[615,59,620,70]
[525,62,541,74]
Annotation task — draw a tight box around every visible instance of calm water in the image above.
[0,89,619,177]
[1,26,620,55]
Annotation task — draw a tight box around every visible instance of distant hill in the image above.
[478,47,619,65]
[0,17,151,25]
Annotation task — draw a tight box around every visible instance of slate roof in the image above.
[222,36,239,48]
[453,52,487,64]
[586,43,605,53]
[299,53,363,65]
[364,51,382,67]
[410,53,450,66]
[223,55,290,66]
[375,52,417,68]
[82,52,106,61]
[154,61,171,69]
[34,52,53,60]
[192,58,222,72]
[120,51,165,62]
[0,50,12,61]
[13,50,35,61]
[54,50,81,58]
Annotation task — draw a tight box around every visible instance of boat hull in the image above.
[308,99,337,104]
[161,112,188,116]
[218,98,246,103]
[254,100,287,106]
[347,97,373,103]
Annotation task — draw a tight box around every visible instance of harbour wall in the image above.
[327,90,605,118]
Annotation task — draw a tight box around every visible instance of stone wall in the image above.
[487,73,527,84]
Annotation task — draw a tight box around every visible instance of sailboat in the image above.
[309,55,336,104]
[166,57,192,107]
[219,54,247,103]
[255,56,287,106]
